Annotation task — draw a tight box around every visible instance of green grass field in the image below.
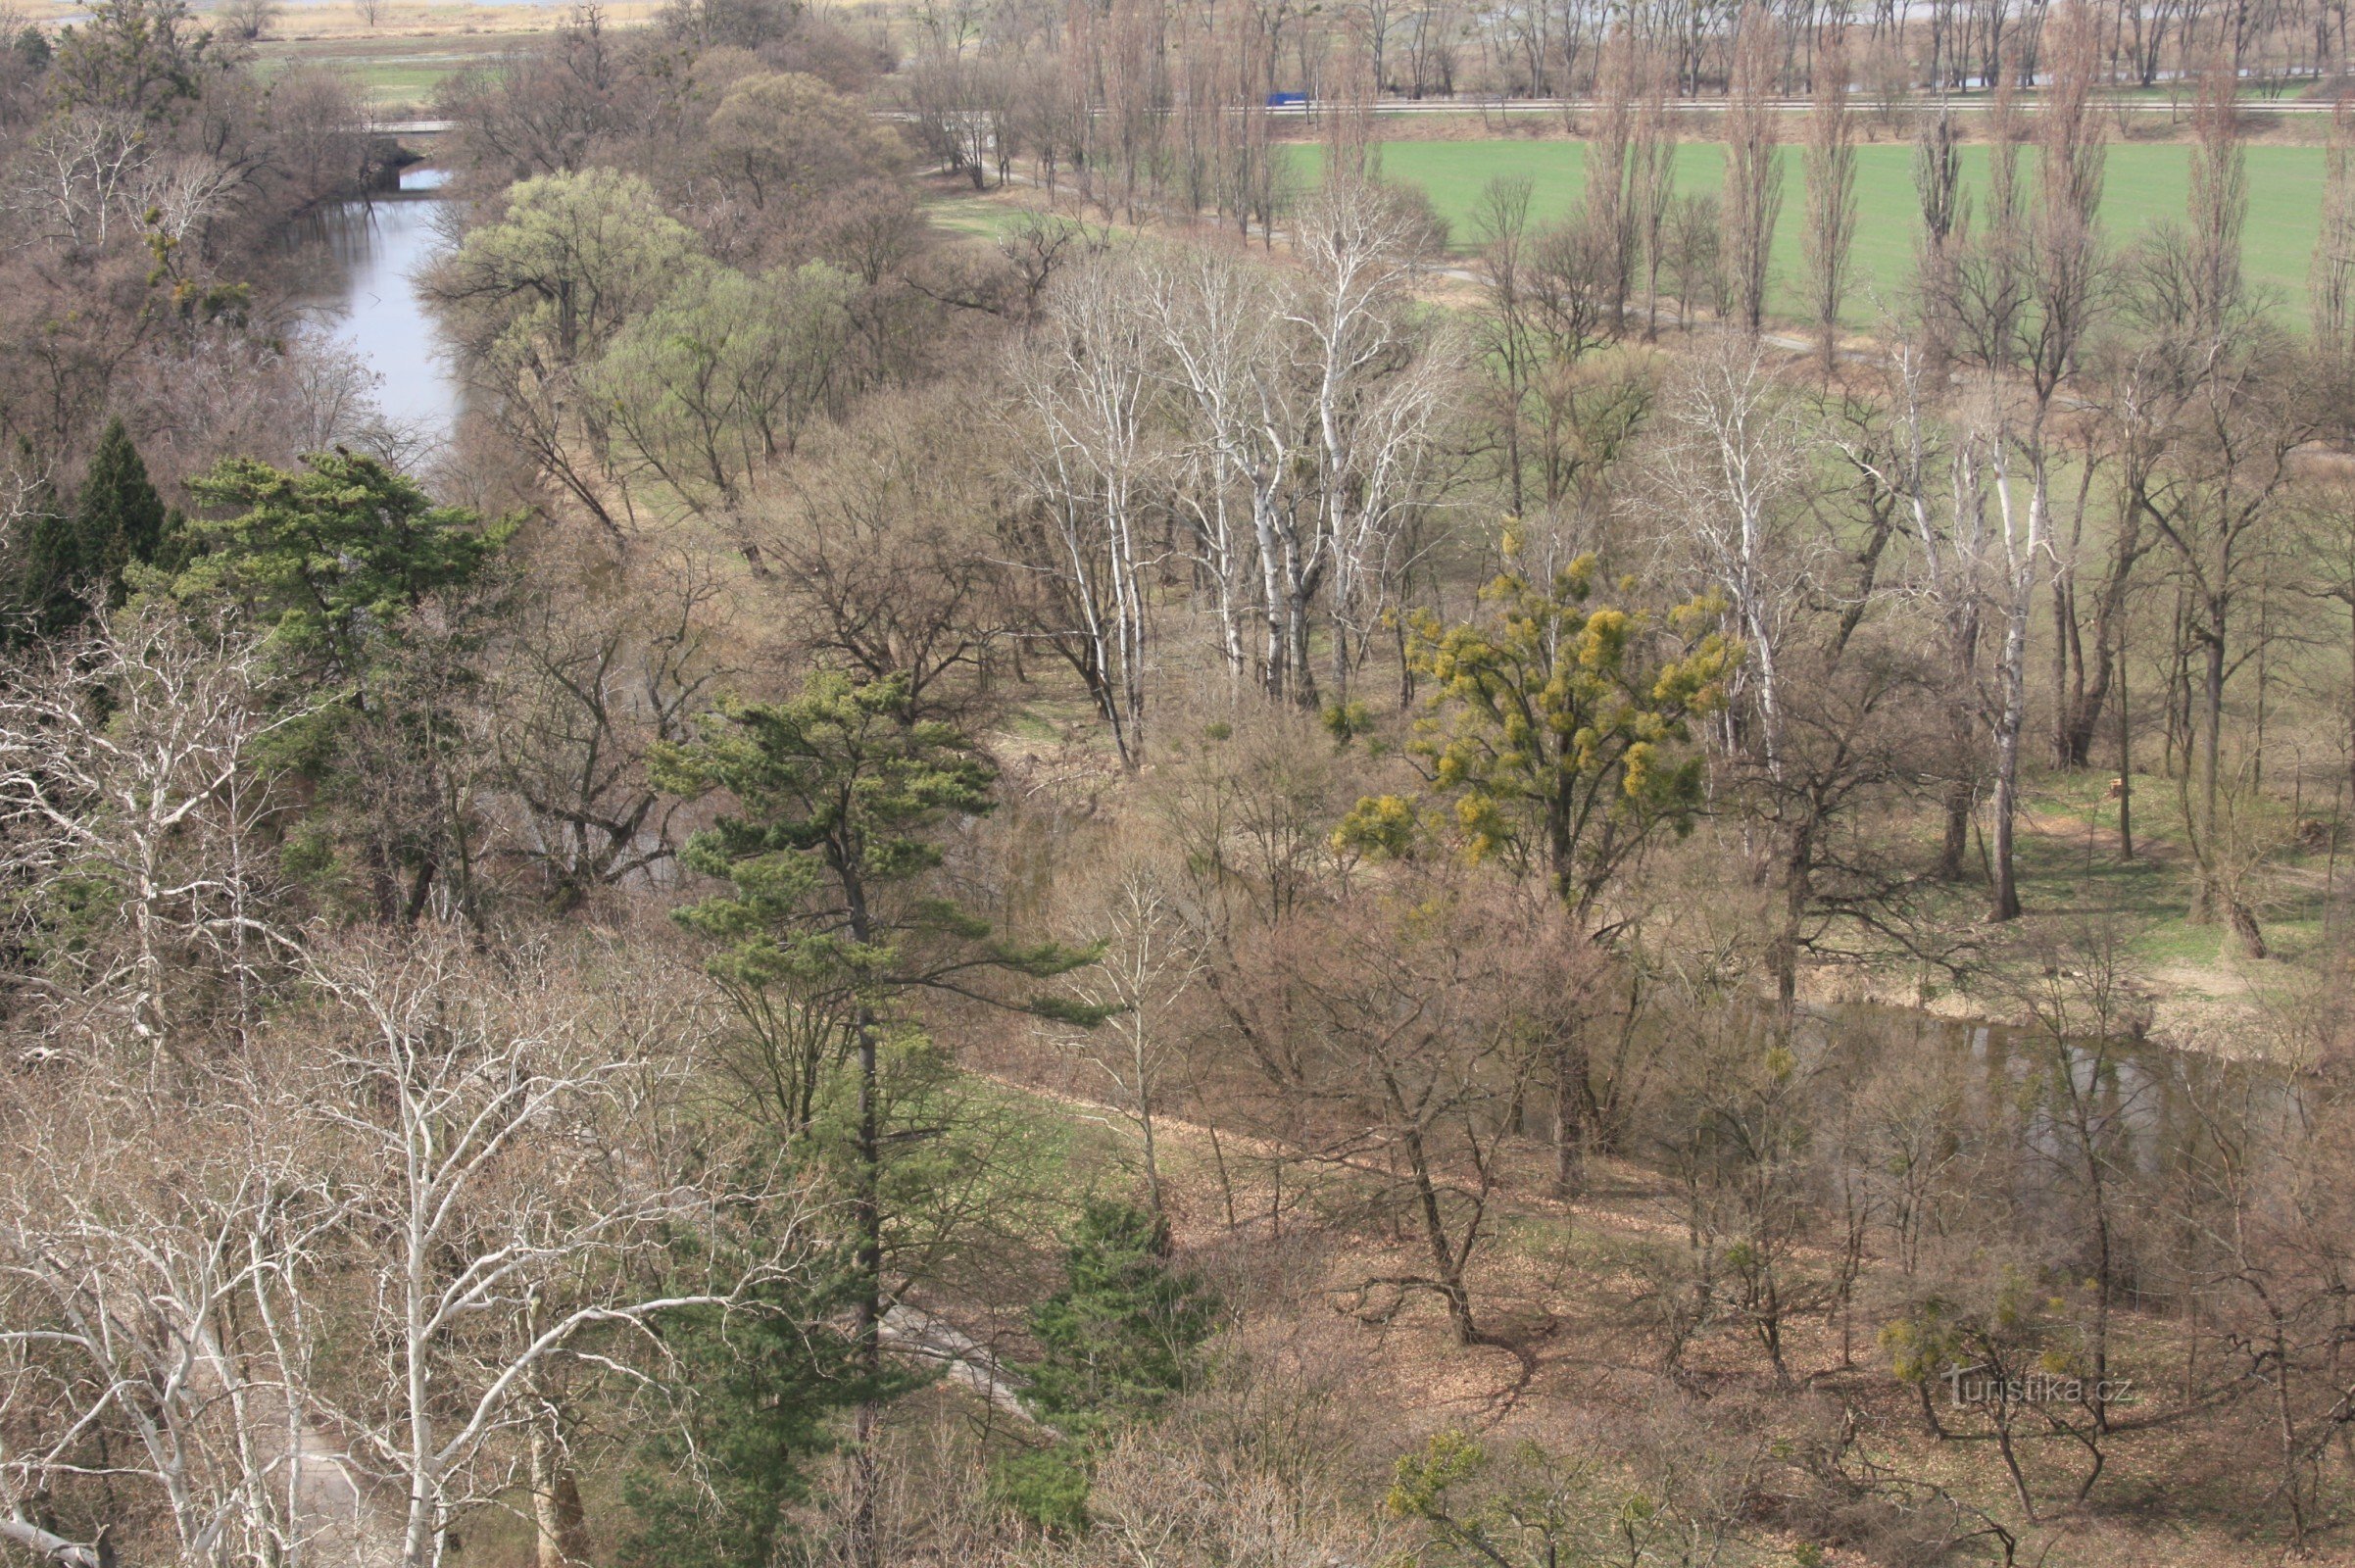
[922,190,1033,240]
[1292,140,2330,325]
[252,31,527,108]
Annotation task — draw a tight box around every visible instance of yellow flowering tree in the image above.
[1340,548,1737,927]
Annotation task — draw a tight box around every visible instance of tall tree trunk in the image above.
[528,1402,589,1568]
[1988,451,2043,923]
[2051,567,2080,766]
[1775,817,1814,1008]
[1939,775,1974,881]
[1286,577,1320,711]
[1551,1033,1593,1199]
[2345,599,2355,817]
[2193,617,2226,921]
[2117,631,2134,860]
[1936,598,1981,881]
[1403,1121,1481,1348]
[849,1001,882,1568]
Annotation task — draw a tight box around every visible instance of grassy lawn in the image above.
[252,32,520,106]
[1897,763,2339,989]
[1290,139,2330,324]
[225,0,662,111]
[921,189,1035,240]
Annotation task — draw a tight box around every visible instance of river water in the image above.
[285,167,464,446]
[1799,1002,2303,1200]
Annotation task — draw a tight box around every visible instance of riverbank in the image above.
[1791,957,2302,1059]
[1787,770,2341,1059]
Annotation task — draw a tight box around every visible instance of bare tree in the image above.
[1657,340,1810,785]
[295,936,795,1568]
[1801,25,1858,372]
[1721,2,1785,337]
[1953,51,2027,371]
[760,393,1011,722]
[1048,855,1206,1216]
[2185,49,2246,344]
[1659,343,1921,1007]
[2312,91,2355,431]
[1009,254,1162,768]
[1,936,792,1568]
[1469,174,1542,517]
[1290,173,1455,707]
[2134,344,2305,954]
[3,110,145,251]
[1584,25,1635,332]
[1911,96,1964,374]
[0,606,311,1056]
[0,1085,356,1568]
[1065,197,1448,716]
[1236,875,1530,1349]
[1985,0,2103,922]
[1138,241,1302,700]
[484,551,728,906]
[218,0,280,40]
[1841,335,1988,882]
[1630,42,1679,342]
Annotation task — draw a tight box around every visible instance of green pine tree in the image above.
[179,449,509,684]
[175,449,514,922]
[1024,1200,1218,1434]
[78,417,168,573]
[654,669,1104,1560]
[15,418,171,641]
[992,1200,1219,1534]
[616,1258,880,1568]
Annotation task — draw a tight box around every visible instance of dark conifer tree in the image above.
[16,419,170,640]
[76,417,169,574]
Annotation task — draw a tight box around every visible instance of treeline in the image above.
[889,0,2355,218]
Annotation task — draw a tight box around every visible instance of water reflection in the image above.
[1807,1003,2302,1195]
[285,166,462,446]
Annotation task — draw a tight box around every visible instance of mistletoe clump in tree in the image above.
[1338,541,1736,1193]
[1340,544,1736,927]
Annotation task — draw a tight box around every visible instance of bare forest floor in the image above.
[955,1028,2355,1568]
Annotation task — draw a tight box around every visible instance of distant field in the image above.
[250,32,523,107]
[220,0,661,111]
[1293,140,2331,324]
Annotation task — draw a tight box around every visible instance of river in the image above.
[285,166,464,447]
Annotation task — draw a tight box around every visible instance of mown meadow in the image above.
[1290,137,2331,323]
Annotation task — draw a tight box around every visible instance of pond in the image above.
[1803,1002,2305,1199]
[284,166,463,447]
